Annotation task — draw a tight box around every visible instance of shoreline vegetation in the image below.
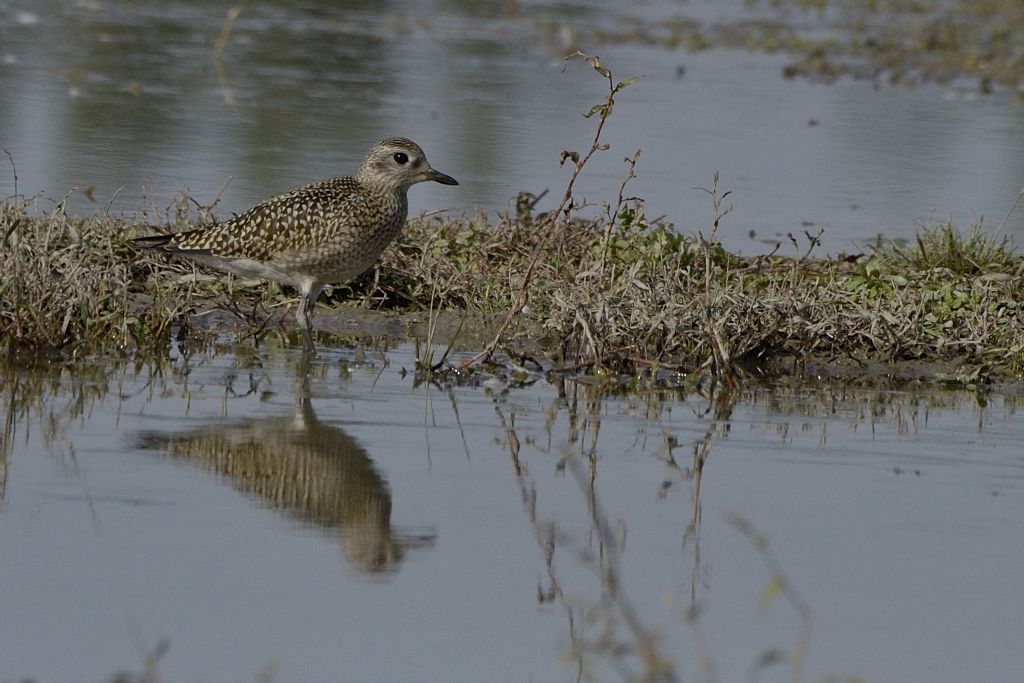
[593,0,1024,95]
[3,177,1022,387]
[3,54,1023,388]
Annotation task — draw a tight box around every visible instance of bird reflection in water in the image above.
[135,395,434,576]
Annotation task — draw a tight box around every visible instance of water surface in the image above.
[1,0,1022,252]
[1,344,1022,682]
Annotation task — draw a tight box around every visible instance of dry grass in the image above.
[366,199,1024,383]
[0,198,170,355]
[0,193,290,358]
[2,190,1023,384]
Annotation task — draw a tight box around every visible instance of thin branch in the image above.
[459,53,642,370]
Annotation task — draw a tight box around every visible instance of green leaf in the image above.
[614,75,645,91]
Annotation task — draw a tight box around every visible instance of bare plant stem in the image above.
[600,149,642,275]
[568,455,679,683]
[697,174,737,384]
[459,53,642,371]
[725,513,813,683]
[994,185,1024,236]
[494,405,585,682]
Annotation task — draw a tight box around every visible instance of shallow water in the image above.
[1,343,1022,682]
[2,0,1023,252]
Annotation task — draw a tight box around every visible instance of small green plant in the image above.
[873,219,1019,275]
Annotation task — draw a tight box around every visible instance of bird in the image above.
[135,137,458,355]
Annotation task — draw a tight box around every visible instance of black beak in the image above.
[428,169,459,186]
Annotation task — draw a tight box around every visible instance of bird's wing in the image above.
[168,177,370,260]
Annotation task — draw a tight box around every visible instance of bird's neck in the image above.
[358,178,409,208]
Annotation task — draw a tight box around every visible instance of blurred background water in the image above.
[2,0,1023,252]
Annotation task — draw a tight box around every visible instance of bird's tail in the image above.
[133,231,216,257]
[133,232,175,249]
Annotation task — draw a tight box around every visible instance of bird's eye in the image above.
[393,152,409,165]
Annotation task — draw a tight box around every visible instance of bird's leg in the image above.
[296,294,317,357]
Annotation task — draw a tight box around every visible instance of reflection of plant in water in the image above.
[0,358,135,499]
[725,512,816,683]
[495,377,900,682]
[496,402,679,683]
[743,377,1009,444]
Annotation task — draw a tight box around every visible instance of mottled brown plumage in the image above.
[135,397,436,573]
[136,137,457,353]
